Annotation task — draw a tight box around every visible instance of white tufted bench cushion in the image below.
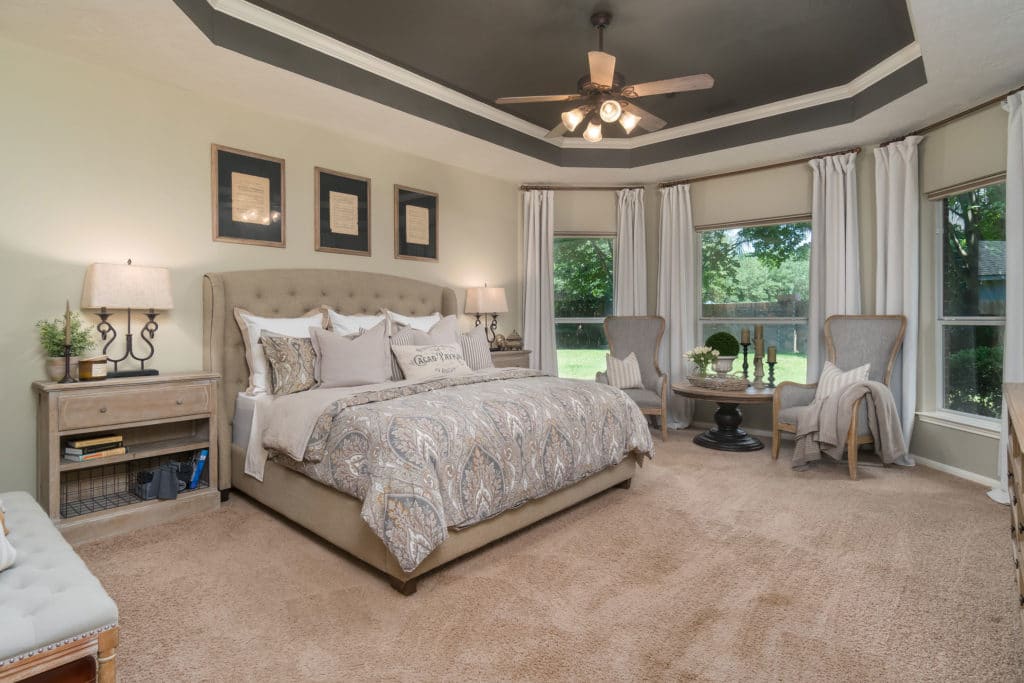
[0,491,118,667]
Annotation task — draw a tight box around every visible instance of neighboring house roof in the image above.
[979,241,1006,280]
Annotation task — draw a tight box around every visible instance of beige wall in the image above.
[0,39,520,493]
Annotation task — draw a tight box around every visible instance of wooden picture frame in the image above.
[394,185,439,262]
[211,144,285,248]
[315,167,371,256]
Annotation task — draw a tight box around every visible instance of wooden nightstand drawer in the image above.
[58,383,210,430]
[491,350,531,369]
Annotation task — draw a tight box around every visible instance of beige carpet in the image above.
[77,430,1024,681]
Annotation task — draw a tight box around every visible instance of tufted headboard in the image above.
[202,268,458,489]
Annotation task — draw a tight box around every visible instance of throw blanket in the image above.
[263,369,654,572]
[791,381,909,468]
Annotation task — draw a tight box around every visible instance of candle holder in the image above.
[58,343,77,384]
[740,342,751,380]
[752,356,765,390]
[767,361,777,389]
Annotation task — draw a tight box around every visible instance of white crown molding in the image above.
[209,0,921,152]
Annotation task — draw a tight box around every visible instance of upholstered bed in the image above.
[202,268,647,594]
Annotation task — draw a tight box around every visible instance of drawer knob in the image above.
[99,406,107,413]
[176,399,184,406]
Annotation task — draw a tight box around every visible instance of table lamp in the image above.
[81,260,174,377]
[465,284,508,349]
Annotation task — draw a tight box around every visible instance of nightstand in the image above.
[491,349,531,368]
[33,372,220,544]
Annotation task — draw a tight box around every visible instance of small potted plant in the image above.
[684,345,719,377]
[705,332,740,376]
[36,312,95,380]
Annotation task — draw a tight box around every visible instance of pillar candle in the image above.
[754,324,764,340]
[741,328,750,344]
[755,338,764,357]
[64,300,71,345]
[767,346,777,363]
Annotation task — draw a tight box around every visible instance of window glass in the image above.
[553,236,614,379]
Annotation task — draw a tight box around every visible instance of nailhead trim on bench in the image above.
[0,623,118,667]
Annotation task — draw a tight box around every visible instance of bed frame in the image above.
[202,269,636,594]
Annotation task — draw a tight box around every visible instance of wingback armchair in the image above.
[596,316,669,442]
[771,315,906,479]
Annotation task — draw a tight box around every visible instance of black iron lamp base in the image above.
[692,402,764,452]
[108,369,159,378]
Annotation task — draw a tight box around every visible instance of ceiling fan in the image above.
[495,12,714,143]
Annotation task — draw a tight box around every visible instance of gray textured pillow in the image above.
[260,334,317,395]
[389,315,460,379]
[310,320,391,388]
[459,325,494,371]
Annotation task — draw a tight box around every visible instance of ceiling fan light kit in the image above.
[495,12,714,143]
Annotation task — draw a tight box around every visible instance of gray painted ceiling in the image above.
[248,0,916,135]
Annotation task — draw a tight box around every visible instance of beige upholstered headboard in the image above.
[202,268,458,489]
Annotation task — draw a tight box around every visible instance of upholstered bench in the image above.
[0,492,119,682]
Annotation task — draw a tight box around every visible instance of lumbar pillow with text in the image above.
[459,324,494,371]
[389,315,460,379]
[814,360,871,401]
[309,321,392,388]
[259,333,317,395]
[325,308,387,336]
[391,343,472,381]
[234,307,325,395]
[385,310,442,334]
[605,352,644,389]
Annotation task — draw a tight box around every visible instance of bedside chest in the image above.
[491,350,531,368]
[32,372,220,544]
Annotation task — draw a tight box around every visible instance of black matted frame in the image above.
[315,167,371,256]
[211,144,286,248]
[394,185,439,262]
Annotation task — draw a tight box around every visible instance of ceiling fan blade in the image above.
[625,103,667,132]
[588,50,616,88]
[545,122,568,138]
[495,94,582,104]
[627,74,715,98]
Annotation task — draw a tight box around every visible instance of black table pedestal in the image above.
[693,402,764,451]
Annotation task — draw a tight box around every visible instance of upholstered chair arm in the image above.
[595,371,609,384]
[773,381,817,423]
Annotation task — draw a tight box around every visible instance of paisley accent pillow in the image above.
[391,343,472,381]
[260,333,317,395]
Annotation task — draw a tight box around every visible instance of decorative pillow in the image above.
[234,308,325,395]
[391,343,472,381]
[606,352,644,389]
[309,321,392,388]
[326,308,387,335]
[459,325,494,371]
[0,499,13,572]
[386,310,442,334]
[260,334,317,395]
[389,315,460,379]
[814,360,871,400]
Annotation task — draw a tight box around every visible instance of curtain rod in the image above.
[519,184,644,191]
[657,147,861,188]
[881,83,1024,147]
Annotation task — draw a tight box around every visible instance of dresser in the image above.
[491,349,531,368]
[33,372,220,544]
[1007,383,1024,623]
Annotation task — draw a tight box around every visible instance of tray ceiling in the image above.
[175,0,926,168]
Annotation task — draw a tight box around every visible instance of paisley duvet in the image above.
[269,369,653,572]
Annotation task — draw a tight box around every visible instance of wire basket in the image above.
[686,374,750,392]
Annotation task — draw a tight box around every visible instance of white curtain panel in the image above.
[613,187,647,315]
[656,184,698,428]
[991,92,1024,503]
[807,152,862,380]
[874,135,923,447]
[522,189,559,376]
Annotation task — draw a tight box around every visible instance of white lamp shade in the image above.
[465,286,508,314]
[81,263,174,311]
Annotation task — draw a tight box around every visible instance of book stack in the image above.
[64,434,126,462]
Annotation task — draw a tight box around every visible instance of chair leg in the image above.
[660,412,668,442]
[771,426,781,461]
[847,410,859,480]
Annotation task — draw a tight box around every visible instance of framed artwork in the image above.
[315,167,371,256]
[394,185,439,262]
[211,144,285,247]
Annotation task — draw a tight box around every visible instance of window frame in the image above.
[933,183,1006,423]
[552,232,616,378]
[696,219,812,382]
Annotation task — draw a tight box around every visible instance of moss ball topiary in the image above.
[705,331,740,357]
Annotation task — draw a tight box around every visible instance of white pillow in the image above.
[389,315,461,379]
[386,310,442,333]
[234,308,324,395]
[459,325,494,371]
[391,343,472,381]
[814,361,870,400]
[326,308,387,335]
[606,352,644,389]
[0,498,14,572]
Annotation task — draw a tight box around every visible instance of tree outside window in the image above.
[553,236,614,379]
